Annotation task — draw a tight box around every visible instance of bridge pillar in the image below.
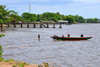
[33,23,36,28]
[40,23,42,28]
[14,22,16,27]
[40,20,42,28]
[27,22,29,28]
[21,23,23,27]
[59,22,62,28]
[47,22,49,28]
[7,22,9,28]
[1,23,3,29]
[53,23,55,28]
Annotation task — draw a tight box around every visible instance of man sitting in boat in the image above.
[53,35,57,37]
[81,34,83,37]
[62,35,64,37]
[68,34,70,37]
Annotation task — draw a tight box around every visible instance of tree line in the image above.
[0,5,100,24]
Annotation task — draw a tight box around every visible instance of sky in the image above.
[0,0,100,19]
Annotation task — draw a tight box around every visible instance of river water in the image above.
[0,23,100,67]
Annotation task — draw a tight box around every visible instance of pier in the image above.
[0,22,63,29]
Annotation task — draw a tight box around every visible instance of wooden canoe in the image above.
[51,36,92,41]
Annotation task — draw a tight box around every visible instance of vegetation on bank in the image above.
[0,45,3,60]
[0,59,29,67]
[0,34,5,37]
[0,5,100,24]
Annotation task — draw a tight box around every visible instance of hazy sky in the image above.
[0,0,100,18]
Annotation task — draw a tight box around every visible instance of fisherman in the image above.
[81,34,83,37]
[62,35,64,37]
[68,34,70,37]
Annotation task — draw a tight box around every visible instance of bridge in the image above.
[0,22,63,29]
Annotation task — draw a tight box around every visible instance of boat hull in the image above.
[51,36,92,41]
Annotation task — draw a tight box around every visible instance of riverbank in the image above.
[0,58,54,67]
[0,61,38,67]
[0,58,38,67]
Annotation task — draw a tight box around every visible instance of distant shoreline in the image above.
[75,23,100,24]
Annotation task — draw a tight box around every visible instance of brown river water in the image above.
[0,23,100,67]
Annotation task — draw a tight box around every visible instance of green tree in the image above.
[56,12,62,20]
[0,5,8,23]
[37,14,43,21]
[64,15,76,24]
[41,17,48,21]
[8,11,21,23]
[61,15,65,20]
[48,17,57,22]
[86,18,99,23]
[94,18,99,23]
[0,5,20,24]
[22,12,37,22]
[73,15,79,23]
[78,16,85,23]
[87,18,94,23]
[40,12,62,21]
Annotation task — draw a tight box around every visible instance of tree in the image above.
[86,18,99,23]
[38,12,62,22]
[78,16,85,23]
[0,5,20,24]
[73,15,79,23]
[61,15,65,20]
[8,11,21,23]
[48,17,57,22]
[0,5,8,23]
[37,14,43,21]
[22,12,37,22]
[41,17,48,21]
[94,18,99,23]
[64,15,76,24]
[87,18,94,23]
[56,12,62,20]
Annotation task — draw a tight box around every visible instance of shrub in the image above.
[0,45,3,61]
[0,34,5,37]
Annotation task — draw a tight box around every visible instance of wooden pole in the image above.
[40,20,42,28]
[7,22,9,28]
[21,23,23,27]
[1,23,3,29]
[53,23,55,28]
[40,23,42,28]
[27,22,29,28]
[47,22,49,28]
[33,23,36,28]
[14,22,16,27]
[59,22,62,28]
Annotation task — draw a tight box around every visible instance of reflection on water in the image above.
[0,24,100,67]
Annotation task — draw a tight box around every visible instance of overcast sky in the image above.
[0,0,100,19]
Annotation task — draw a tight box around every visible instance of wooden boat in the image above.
[51,36,92,41]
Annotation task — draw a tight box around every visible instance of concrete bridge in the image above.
[0,22,62,29]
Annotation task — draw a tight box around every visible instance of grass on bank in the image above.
[0,34,5,37]
[0,57,29,67]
